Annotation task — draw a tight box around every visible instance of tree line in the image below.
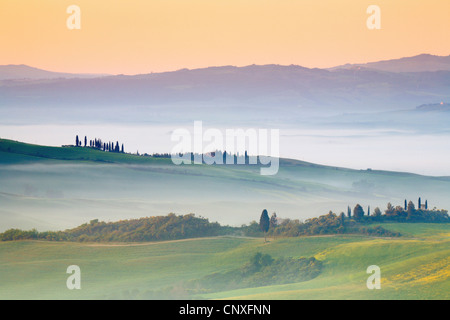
[254,200,449,239]
[72,136,261,163]
[140,150,266,165]
[75,135,124,153]
[0,214,232,242]
[252,210,401,238]
[343,198,448,223]
[1,201,448,242]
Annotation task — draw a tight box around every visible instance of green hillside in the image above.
[0,139,448,299]
[0,223,448,300]
[0,138,169,165]
[1,138,450,232]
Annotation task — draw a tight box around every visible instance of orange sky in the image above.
[0,0,449,74]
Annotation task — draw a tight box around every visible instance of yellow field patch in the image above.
[390,257,450,286]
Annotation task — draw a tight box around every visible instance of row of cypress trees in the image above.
[75,135,124,153]
[346,198,428,219]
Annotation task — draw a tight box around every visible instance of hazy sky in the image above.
[1,0,449,74]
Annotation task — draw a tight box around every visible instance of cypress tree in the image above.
[259,209,270,243]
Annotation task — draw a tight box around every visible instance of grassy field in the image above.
[0,223,448,300]
[0,139,448,299]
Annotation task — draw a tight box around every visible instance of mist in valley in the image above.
[1,101,450,176]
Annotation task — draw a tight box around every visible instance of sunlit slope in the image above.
[1,138,450,231]
[203,224,450,300]
[204,240,449,300]
[0,224,448,300]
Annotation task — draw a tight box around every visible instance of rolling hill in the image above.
[0,139,448,300]
[0,223,448,299]
[1,138,450,232]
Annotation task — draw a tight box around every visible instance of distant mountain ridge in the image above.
[2,54,449,80]
[0,64,109,80]
[1,54,449,112]
[1,62,449,112]
[329,54,450,73]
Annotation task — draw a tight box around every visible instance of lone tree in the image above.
[259,209,270,243]
[75,135,79,147]
[373,207,382,218]
[386,202,394,216]
[353,204,365,220]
